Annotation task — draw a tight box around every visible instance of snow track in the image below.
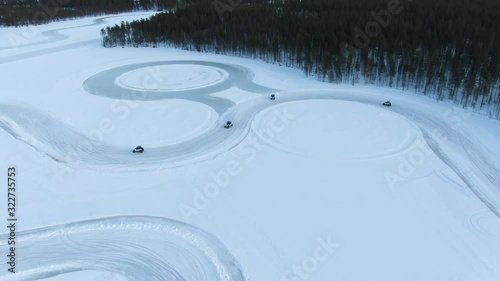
[0,13,155,65]
[0,15,148,51]
[82,60,278,114]
[0,88,499,217]
[0,101,261,171]
[0,216,245,281]
[115,64,229,91]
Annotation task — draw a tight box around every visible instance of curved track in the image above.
[1,85,500,216]
[250,99,423,161]
[0,216,245,281]
[0,14,153,51]
[0,13,154,65]
[82,60,277,115]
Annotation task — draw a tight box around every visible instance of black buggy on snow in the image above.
[382,101,392,106]
[224,121,233,128]
[270,94,276,100]
[133,146,144,153]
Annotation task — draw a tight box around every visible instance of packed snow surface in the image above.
[0,12,500,281]
[115,64,229,91]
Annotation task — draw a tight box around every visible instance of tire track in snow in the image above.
[0,39,98,65]
[0,14,153,51]
[468,210,500,239]
[250,99,423,161]
[0,101,266,171]
[0,13,156,65]
[0,216,245,281]
[397,109,500,219]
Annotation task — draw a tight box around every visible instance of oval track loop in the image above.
[1,89,500,223]
[250,99,423,161]
[82,60,278,114]
[0,14,155,51]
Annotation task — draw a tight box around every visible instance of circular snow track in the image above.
[82,60,267,98]
[116,64,229,92]
[252,100,421,160]
[83,61,277,114]
[0,216,245,281]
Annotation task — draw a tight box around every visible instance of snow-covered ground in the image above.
[0,12,500,281]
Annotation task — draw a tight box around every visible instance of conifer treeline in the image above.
[0,0,176,26]
[102,0,500,118]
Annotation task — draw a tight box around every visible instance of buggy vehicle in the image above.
[133,146,144,153]
[383,101,392,106]
[270,94,276,100]
[224,121,233,128]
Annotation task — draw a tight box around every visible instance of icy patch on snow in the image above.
[115,64,229,92]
